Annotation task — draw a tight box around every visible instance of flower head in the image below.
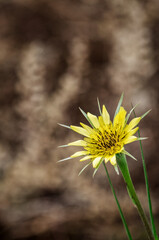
[59,96,147,174]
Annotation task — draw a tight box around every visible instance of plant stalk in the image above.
[132,107,158,239]
[102,161,132,240]
[116,153,154,240]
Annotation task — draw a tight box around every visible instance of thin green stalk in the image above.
[102,161,132,240]
[133,109,158,239]
[116,153,154,240]
[138,129,158,239]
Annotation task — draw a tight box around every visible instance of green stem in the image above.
[116,153,154,240]
[133,108,158,239]
[102,161,132,240]
[138,130,158,239]
[134,114,158,240]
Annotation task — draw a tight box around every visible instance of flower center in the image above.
[84,126,123,158]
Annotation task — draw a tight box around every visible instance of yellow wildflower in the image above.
[59,97,147,174]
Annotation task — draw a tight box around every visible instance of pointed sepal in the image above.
[113,93,124,122]
[97,97,102,115]
[114,164,119,175]
[125,104,139,126]
[79,107,95,128]
[122,149,137,161]
[58,123,71,129]
[141,109,151,119]
[78,162,91,176]
[58,157,72,162]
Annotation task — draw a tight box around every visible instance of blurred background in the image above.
[0,0,159,239]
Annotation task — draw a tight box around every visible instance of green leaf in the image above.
[79,107,95,128]
[113,93,124,122]
[97,97,102,115]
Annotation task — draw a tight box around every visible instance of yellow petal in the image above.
[80,123,95,135]
[104,158,109,163]
[92,156,102,168]
[114,107,127,128]
[127,127,139,137]
[80,155,92,161]
[68,140,86,147]
[71,125,90,137]
[110,155,116,165]
[125,117,141,132]
[71,151,88,158]
[121,127,139,142]
[98,116,105,127]
[87,113,100,128]
[102,105,110,125]
[124,136,137,144]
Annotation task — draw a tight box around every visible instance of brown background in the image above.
[0,0,159,239]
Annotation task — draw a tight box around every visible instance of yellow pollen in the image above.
[84,127,123,158]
